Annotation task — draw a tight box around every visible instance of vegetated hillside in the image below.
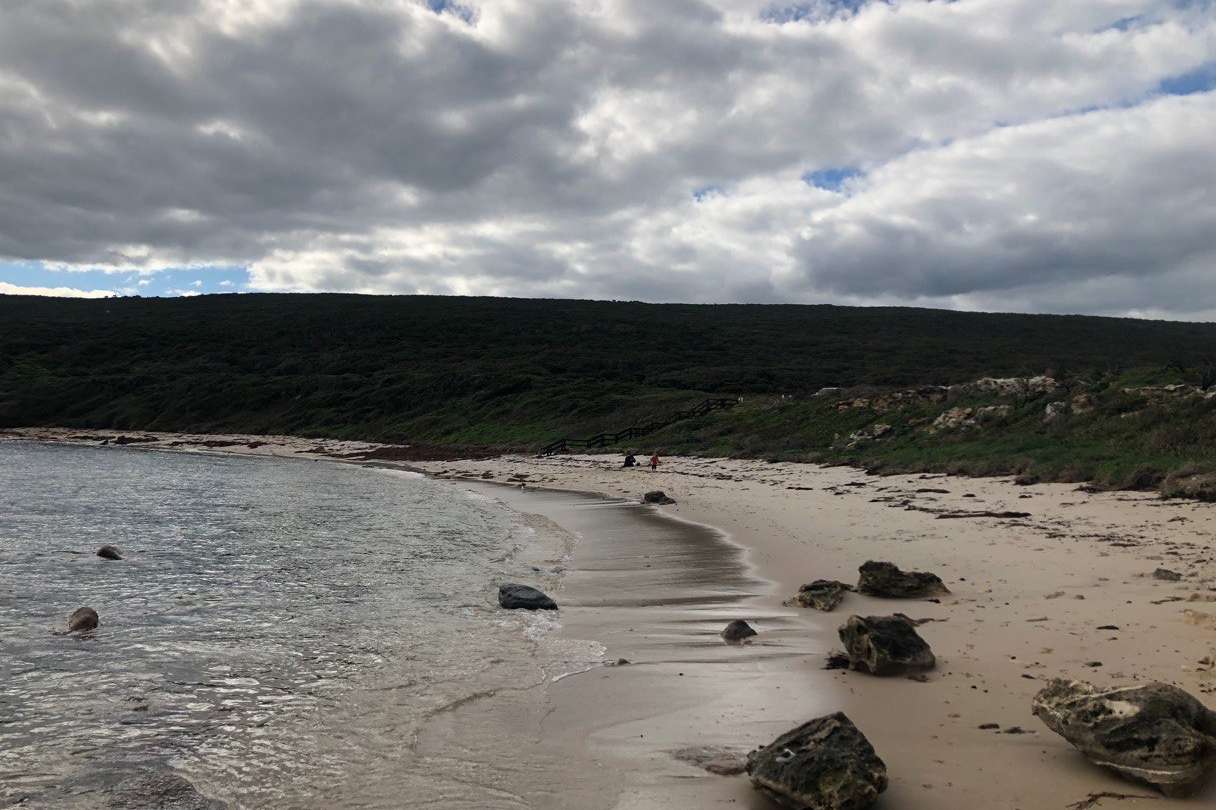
[3,294,1216,478]
[631,377,1216,498]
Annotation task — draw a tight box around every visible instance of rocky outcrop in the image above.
[746,712,887,809]
[1032,679,1216,796]
[835,386,948,414]
[97,545,123,560]
[958,376,1058,397]
[643,491,676,505]
[927,404,1010,433]
[844,423,891,448]
[721,619,758,643]
[68,607,99,633]
[1044,401,1068,422]
[838,615,936,676]
[786,580,850,611]
[856,561,949,598]
[497,584,558,610]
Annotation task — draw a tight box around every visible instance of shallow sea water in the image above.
[0,442,591,809]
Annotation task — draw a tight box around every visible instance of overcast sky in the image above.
[1,0,1214,316]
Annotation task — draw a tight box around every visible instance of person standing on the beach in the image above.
[649,453,659,470]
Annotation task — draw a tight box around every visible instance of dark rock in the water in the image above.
[108,770,227,809]
[643,490,676,505]
[68,607,99,633]
[838,615,936,676]
[1153,567,1184,582]
[481,471,494,479]
[1032,678,1216,797]
[721,619,758,643]
[787,580,851,611]
[746,712,887,809]
[857,560,949,598]
[97,545,123,560]
[824,651,851,670]
[497,583,557,610]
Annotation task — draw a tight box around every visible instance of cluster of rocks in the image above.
[926,404,1010,433]
[825,375,1059,416]
[61,546,125,635]
[843,423,892,448]
[785,561,948,613]
[1043,391,1098,423]
[725,557,1216,806]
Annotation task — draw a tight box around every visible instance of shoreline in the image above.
[7,428,1216,807]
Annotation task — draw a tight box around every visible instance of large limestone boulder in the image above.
[838,615,935,676]
[497,584,558,610]
[746,712,887,809]
[786,580,850,612]
[856,561,949,598]
[1032,679,1216,796]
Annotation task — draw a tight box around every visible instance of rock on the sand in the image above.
[1032,678,1216,796]
[838,615,936,676]
[68,607,99,633]
[721,619,758,643]
[497,584,558,610]
[856,560,949,598]
[643,490,676,505]
[97,545,123,560]
[1153,567,1184,582]
[786,580,851,611]
[746,712,887,810]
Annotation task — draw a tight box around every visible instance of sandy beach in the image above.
[7,427,1216,809]
[419,453,1216,809]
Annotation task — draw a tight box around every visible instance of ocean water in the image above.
[0,442,593,809]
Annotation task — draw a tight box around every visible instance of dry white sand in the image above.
[8,427,1216,808]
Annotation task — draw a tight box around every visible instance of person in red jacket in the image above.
[649,453,659,470]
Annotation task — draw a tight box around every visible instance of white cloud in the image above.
[0,0,1213,314]
[0,281,113,298]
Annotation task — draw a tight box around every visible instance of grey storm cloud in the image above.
[0,0,1214,315]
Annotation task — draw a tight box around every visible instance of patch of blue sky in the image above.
[1157,61,1216,96]
[1100,15,1146,32]
[426,0,475,23]
[692,184,724,202]
[0,261,250,297]
[760,1,877,24]
[802,167,862,192]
